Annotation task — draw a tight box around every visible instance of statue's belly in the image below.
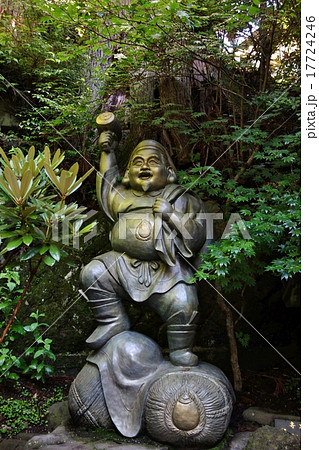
[110,213,158,260]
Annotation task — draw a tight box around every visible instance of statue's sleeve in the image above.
[98,166,122,223]
[155,188,207,266]
[172,193,207,255]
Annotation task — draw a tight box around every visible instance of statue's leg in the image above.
[147,283,199,367]
[80,258,130,350]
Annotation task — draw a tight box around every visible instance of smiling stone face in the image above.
[127,149,170,192]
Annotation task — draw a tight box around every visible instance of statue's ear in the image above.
[167,167,177,184]
[122,170,130,187]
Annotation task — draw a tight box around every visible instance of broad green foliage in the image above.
[0,146,95,264]
[180,122,300,291]
[0,146,95,380]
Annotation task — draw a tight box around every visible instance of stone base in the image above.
[145,366,234,447]
[68,331,235,448]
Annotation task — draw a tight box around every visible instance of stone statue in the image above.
[80,112,206,367]
[69,112,234,447]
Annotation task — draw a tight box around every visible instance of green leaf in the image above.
[3,166,20,199]
[43,162,60,187]
[7,372,20,380]
[23,234,33,246]
[44,255,56,266]
[33,227,46,240]
[0,231,20,238]
[24,323,38,332]
[36,362,44,373]
[49,243,60,261]
[20,169,33,200]
[11,324,26,335]
[78,221,97,234]
[0,146,10,165]
[7,281,16,291]
[21,246,41,261]
[248,6,259,15]
[34,349,45,359]
[7,237,23,251]
[25,347,35,356]
[39,244,50,255]
[0,302,11,310]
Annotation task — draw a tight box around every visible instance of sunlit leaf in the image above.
[58,170,68,196]
[28,146,35,161]
[3,166,20,199]
[79,221,97,234]
[11,154,21,172]
[7,237,23,251]
[44,255,56,266]
[67,167,94,195]
[49,243,60,261]
[44,162,59,187]
[20,169,33,200]
[69,162,79,176]
[23,234,33,246]
[0,176,13,198]
[0,146,10,165]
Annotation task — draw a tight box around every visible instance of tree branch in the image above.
[0,256,44,346]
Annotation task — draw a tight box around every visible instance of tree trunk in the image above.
[215,283,242,391]
[158,74,193,166]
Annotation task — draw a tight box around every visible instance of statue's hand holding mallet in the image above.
[96,112,122,154]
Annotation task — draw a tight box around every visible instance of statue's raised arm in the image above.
[95,112,123,222]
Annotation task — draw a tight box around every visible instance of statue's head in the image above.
[122,140,177,192]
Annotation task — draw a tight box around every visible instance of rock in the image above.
[25,426,69,448]
[24,425,169,449]
[243,407,277,425]
[245,425,301,449]
[274,418,301,437]
[227,431,253,449]
[243,406,300,426]
[47,401,71,428]
[104,445,166,449]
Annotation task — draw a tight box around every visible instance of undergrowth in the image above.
[0,382,67,437]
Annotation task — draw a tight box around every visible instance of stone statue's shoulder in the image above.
[164,184,204,213]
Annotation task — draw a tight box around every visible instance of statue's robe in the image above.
[95,166,206,300]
